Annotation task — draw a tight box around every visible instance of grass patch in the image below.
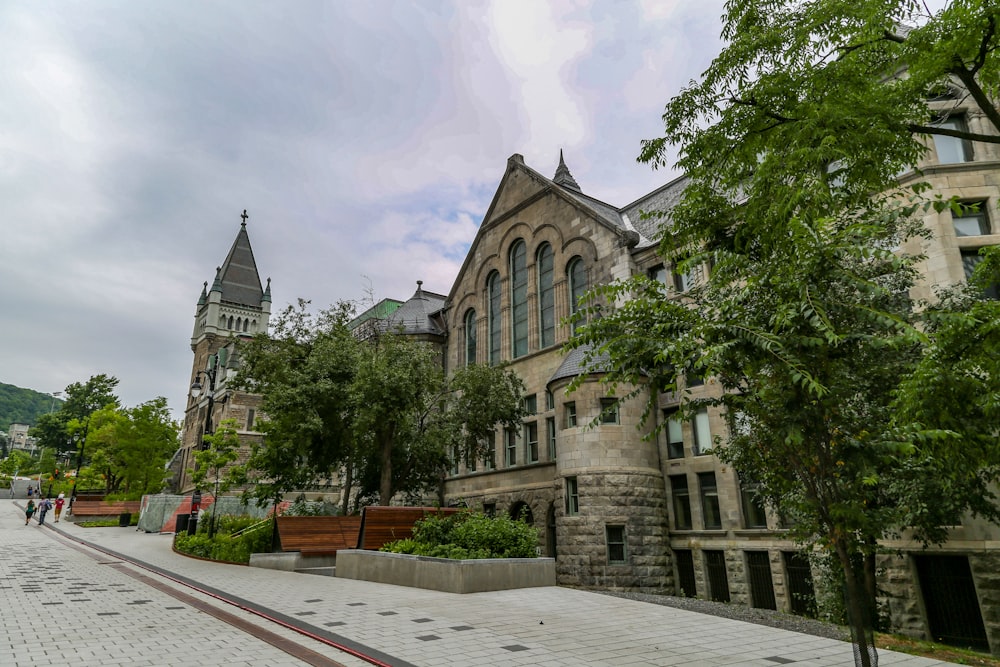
[876,633,997,666]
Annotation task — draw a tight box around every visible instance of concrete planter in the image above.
[334,550,556,593]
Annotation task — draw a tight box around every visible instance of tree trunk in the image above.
[835,539,878,667]
[340,461,353,515]
[378,433,393,505]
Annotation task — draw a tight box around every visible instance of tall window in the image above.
[522,394,537,414]
[606,525,627,564]
[524,422,539,463]
[504,428,517,467]
[546,417,556,459]
[464,309,477,366]
[247,408,256,431]
[568,257,587,333]
[693,408,712,455]
[699,472,722,529]
[741,481,768,528]
[952,201,990,237]
[545,389,554,410]
[488,271,502,364]
[670,474,692,530]
[536,243,556,348]
[565,476,579,515]
[674,261,696,292]
[510,240,529,358]
[484,434,496,470]
[564,402,577,428]
[665,410,684,459]
[933,115,973,163]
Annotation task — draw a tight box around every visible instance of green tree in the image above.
[190,418,242,537]
[0,450,32,476]
[572,2,1000,665]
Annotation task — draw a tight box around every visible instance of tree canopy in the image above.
[234,299,525,509]
[571,2,1000,664]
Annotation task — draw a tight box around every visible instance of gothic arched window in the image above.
[567,257,587,333]
[488,271,502,365]
[509,240,528,358]
[537,243,554,348]
[464,309,477,366]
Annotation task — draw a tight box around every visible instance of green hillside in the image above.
[0,382,63,431]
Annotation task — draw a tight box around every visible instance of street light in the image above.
[190,364,218,536]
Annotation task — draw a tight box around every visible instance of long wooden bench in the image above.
[69,500,141,518]
[356,506,461,551]
[276,515,363,556]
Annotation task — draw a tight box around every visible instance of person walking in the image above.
[54,493,66,522]
[36,497,52,526]
[27,486,33,499]
[24,499,36,525]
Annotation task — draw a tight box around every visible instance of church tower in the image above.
[175,212,271,492]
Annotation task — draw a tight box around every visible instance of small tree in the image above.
[190,419,241,537]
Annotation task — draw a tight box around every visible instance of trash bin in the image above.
[175,513,190,534]
[118,512,132,527]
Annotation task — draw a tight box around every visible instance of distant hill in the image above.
[0,382,63,432]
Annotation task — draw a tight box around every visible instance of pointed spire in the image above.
[211,267,223,292]
[262,277,272,303]
[553,149,581,191]
[197,281,208,305]
[216,220,265,307]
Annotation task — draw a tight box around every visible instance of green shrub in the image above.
[173,514,274,563]
[382,511,538,559]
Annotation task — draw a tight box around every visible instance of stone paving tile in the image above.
[9,500,966,667]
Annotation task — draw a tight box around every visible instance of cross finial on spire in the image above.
[241,209,248,226]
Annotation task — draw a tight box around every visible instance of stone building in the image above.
[174,215,271,493]
[425,124,999,653]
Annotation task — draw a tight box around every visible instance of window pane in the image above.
[606,525,626,563]
[666,411,684,459]
[670,475,692,530]
[505,428,517,466]
[565,402,577,428]
[699,472,722,529]
[952,203,989,237]
[741,483,768,528]
[566,476,579,515]
[600,398,619,424]
[538,243,555,347]
[962,250,1000,299]
[523,394,537,414]
[933,117,973,163]
[510,241,528,357]
[464,309,477,366]
[488,272,502,364]
[546,417,556,460]
[568,258,587,332]
[525,422,539,463]
[693,409,712,455]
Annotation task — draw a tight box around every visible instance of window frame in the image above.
[741,481,768,529]
[670,474,692,530]
[510,240,529,358]
[599,398,620,424]
[524,421,539,463]
[665,410,684,459]
[567,257,587,333]
[699,472,723,530]
[952,200,991,237]
[565,476,579,515]
[546,417,556,460]
[464,309,477,366]
[606,524,627,564]
[504,427,517,467]
[564,402,577,428]
[932,115,974,164]
[487,271,502,365]
[693,408,712,455]
[537,242,555,348]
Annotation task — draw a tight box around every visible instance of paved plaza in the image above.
[2,499,956,667]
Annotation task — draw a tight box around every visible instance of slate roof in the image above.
[386,281,448,335]
[548,343,613,385]
[216,222,264,307]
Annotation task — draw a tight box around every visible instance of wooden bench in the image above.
[276,515,363,556]
[356,506,461,551]
[69,500,141,518]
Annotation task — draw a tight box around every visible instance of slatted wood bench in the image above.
[356,506,461,551]
[69,500,141,518]
[276,515,363,556]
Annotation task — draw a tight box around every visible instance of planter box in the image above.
[335,549,556,593]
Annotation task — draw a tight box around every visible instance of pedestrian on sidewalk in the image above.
[24,500,36,525]
[37,497,52,526]
[54,493,65,522]
[27,486,33,499]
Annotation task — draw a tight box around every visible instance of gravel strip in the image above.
[597,590,851,642]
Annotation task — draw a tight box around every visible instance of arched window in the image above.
[488,271,502,365]
[464,309,477,366]
[236,317,242,331]
[228,315,234,329]
[509,240,528,358]
[537,243,554,347]
[243,318,249,332]
[567,257,587,333]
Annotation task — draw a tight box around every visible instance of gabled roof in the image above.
[216,221,264,307]
[548,343,612,385]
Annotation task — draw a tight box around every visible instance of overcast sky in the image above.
[1,0,726,419]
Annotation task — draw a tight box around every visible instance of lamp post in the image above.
[69,425,87,510]
[190,364,218,536]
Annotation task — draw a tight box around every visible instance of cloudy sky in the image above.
[1,0,726,418]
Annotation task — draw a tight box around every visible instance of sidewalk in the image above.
[3,499,956,667]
